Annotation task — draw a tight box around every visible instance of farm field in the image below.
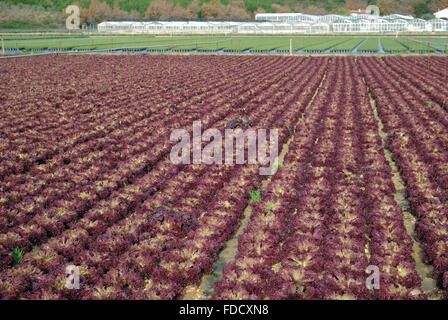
[1,34,448,53]
[0,55,448,300]
[357,38,380,52]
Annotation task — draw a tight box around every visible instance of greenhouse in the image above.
[333,19,409,33]
[98,14,448,34]
[431,18,448,31]
[255,13,318,23]
[407,19,431,32]
[98,20,330,34]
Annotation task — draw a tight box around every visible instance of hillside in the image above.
[1,0,447,29]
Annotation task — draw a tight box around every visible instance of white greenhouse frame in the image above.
[97,14,448,34]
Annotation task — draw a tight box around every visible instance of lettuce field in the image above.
[0,55,447,300]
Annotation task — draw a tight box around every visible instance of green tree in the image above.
[414,2,430,17]
[334,7,351,15]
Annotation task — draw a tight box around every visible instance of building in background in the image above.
[434,8,448,19]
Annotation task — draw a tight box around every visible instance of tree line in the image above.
[70,0,264,24]
[4,0,448,27]
[71,0,448,25]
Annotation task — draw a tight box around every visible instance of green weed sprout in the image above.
[13,247,24,266]
[249,189,261,203]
